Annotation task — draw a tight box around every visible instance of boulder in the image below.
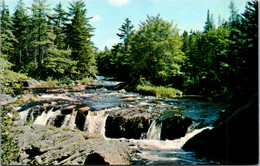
[182,97,258,164]
[78,106,91,114]
[61,105,76,114]
[13,124,133,165]
[105,108,160,139]
[160,115,192,140]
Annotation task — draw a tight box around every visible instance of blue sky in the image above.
[4,0,248,50]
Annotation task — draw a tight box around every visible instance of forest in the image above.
[0,0,258,165]
[1,0,258,103]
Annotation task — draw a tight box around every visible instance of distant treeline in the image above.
[1,0,258,102]
[97,0,258,101]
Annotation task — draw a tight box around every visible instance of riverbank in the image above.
[1,76,225,165]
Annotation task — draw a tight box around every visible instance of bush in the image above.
[136,85,183,98]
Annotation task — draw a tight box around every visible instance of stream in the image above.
[13,76,224,165]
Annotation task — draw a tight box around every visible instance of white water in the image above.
[68,109,77,130]
[34,107,55,125]
[19,109,30,122]
[84,110,108,136]
[146,120,163,140]
[46,110,61,126]
[61,114,72,128]
[128,127,212,165]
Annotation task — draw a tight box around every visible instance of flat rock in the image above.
[13,124,133,165]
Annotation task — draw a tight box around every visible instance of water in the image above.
[17,76,224,165]
[146,120,162,140]
[84,110,108,136]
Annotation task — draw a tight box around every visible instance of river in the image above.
[15,76,224,165]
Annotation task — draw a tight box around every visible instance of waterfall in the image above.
[84,110,108,136]
[61,114,71,128]
[19,109,30,122]
[68,109,77,130]
[34,107,55,125]
[146,120,163,140]
[46,110,61,126]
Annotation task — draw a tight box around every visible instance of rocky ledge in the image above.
[12,124,134,165]
[182,96,258,164]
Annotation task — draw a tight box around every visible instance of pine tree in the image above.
[0,0,17,57]
[12,0,30,71]
[65,0,96,78]
[228,0,241,28]
[116,18,134,51]
[48,2,68,49]
[204,9,214,32]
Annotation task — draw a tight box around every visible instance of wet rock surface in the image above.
[182,97,258,164]
[105,108,160,139]
[13,124,133,165]
[5,76,226,165]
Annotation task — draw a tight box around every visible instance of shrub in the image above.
[136,85,183,98]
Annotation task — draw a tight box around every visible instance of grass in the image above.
[136,85,183,98]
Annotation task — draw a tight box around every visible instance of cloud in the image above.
[108,0,130,7]
[91,15,102,22]
[106,39,120,49]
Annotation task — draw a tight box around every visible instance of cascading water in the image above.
[146,120,162,140]
[34,107,55,125]
[61,114,71,128]
[84,110,108,136]
[14,76,223,165]
[127,127,213,165]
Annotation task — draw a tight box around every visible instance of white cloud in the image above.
[108,0,130,7]
[91,15,102,22]
[106,39,120,49]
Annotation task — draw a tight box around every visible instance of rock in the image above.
[182,97,258,164]
[13,124,133,165]
[92,96,104,100]
[61,105,76,114]
[78,106,91,114]
[160,115,192,140]
[73,103,88,108]
[96,88,107,91]
[46,89,69,93]
[19,79,40,87]
[49,102,58,105]
[105,108,160,139]
[118,89,126,93]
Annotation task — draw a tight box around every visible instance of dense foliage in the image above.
[1,0,96,82]
[98,0,258,101]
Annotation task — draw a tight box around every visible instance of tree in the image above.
[48,2,68,49]
[65,0,97,78]
[204,9,215,32]
[12,0,31,72]
[29,0,52,78]
[228,0,241,28]
[129,15,185,86]
[0,0,17,57]
[116,18,135,51]
[227,0,258,100]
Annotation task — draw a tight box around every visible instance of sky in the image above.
[4,0,248,50]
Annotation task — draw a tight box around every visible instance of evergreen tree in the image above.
[0,0,17,57]
[65,0,96,78]
[48,2,68,49]
[116,18,135,51]
[228,0,241,28]
[12,0,30,71]
[204,9,214,32]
